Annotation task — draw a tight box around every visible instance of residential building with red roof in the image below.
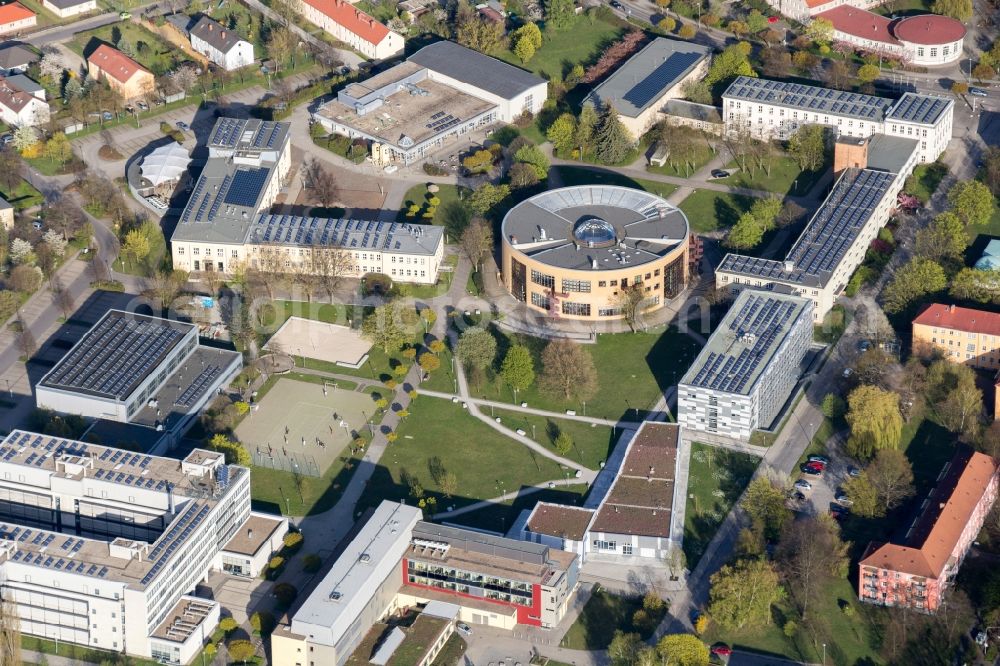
[299,0,403,60]
[815,6,965,65]
[87,44,155,100]
[859,448,998,612]
[0,2,36,35]
[762,0,881,22]
[912,303,1000,370]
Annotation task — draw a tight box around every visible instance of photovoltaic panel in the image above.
[224,168,269,208]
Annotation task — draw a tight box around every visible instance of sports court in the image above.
[235,378,376,476]
[263,317,371,368]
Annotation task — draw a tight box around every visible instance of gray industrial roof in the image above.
[663,99,722,124]
[408,40,545,100]
[680,290,812,395]
[724,76,893,121]
[251,215,444,256]
[38,310,195,401]
[190,15,248,55]
[585,38,709,118]
[865,134,919,173]
[172,158,275,244]
[718,167,897,289]
[501,186,689,271]
[886,91,951,125]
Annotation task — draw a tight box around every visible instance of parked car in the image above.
[456,623,472,636]
[805,460,826,470]
[802,466,823,477]
[137,101,149,111]
[102,111,113,120]
[119,10,131,19]
[711,169,730,178]
[31,220,42,230]
[970,87,989,97]
[830,504,850,517]
[710,644,733,657]
[794,479,812,491]
[847,465,862,478]
[842,367,854,378]
[857,340,872,352]
[793,491,806,501]
[0,133,12,145]
[609,0,623,8]
[808,455,829,464]
[835,492,854,506]
[175,121,190,131]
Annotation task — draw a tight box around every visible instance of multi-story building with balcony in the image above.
[859,448,998,612]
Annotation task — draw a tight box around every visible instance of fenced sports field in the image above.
[235,378,376,477]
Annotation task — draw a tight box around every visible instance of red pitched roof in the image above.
[0,1,35,25]
[805,0,836,8]
[816,5,899,45]
[300,0,390,45]
[893,14,966,45]
[913,303,1000,337]
[861,449,997,579]
[88,43,151,84]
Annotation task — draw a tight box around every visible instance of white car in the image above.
[794,479,812,491]
[456,622,472,636]
[842,367,853,378]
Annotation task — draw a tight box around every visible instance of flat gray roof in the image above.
[586,38,709,118]
[38,310,194,401]
[408,40,545,100]
[172,158,276,245]
[501,186,689,272]
[680,290,812,395]
[250,215,443,256]
[663,99,722,124]
[865,134,919,172]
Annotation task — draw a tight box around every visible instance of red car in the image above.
[805,461,826,471]
[711,644,734,657]
[767,15,778,23]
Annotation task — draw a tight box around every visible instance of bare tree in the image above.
[615,284,647,332]
[460,218,493,271]
[311,244,353,300]
[301,159,338,209]
[51,279,75,318]
[15,311,36,358]
[0,594,20,666]
[775,517,848,619]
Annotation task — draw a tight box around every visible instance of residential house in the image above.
[0,43,38,74]
[912,303,1000,371]
[0,2,36,35]
[189,16,254,71]
[0,74,49,127]
[299,0,403,60]
[41,0,97,18]
[87,44,155,100]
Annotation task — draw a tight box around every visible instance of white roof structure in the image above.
[140,142,190,187]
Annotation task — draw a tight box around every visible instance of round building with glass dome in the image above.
[500,185,691,320]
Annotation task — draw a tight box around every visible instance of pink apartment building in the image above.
[859,448,998,612]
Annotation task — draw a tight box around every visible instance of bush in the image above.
[227,639,256,662]
[423,162,448,176]
[303,553,322,573]
[273,582,298,608]
[283,531,304,552]
[251,611,275,635]
[822,393,847,419]
[219,616,238,634]
[269,556,285,570]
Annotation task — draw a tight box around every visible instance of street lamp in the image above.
[822,643,826,665]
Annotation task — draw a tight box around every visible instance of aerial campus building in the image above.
[35,309,242,450]
[0,430,288,663]
[677,290,813,441]
[499,185,691,321]
[169,117,445,284]
[272,501,579,666]
[583,37,711,138]
[312,41,547,166]
[815,8,966,66]
[722,76,953,164]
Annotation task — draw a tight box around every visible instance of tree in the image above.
[553,430,573,454]
[513,21,543,49]
[8,265,41,293]
[742,476,791,540]
[460,218,493,270]
[463,149,494,173]
[937,365,983,438]
[513,35,536,63]
[705,42,756,86]
[468,183,510,216]
[122,228,151,267]
[514,144,549,179]
[44,132,72,166]
[708,558,785,631]
[251,611,275,635]
[0,597,20,666]
[266,26,296,68]
[41,229,68,257]
[539,339,597,402]
[821,393,846,418]
[845,385,902,459]
[208,433,252,466]
[301,158,338,208]
[857,63,880,84]
[931,0,973,20]
[0,290,20,322]
[418,352,440,372]
[547,113,577,155]
[656,634,709,666]
[725,212,765,250]
[219,617,238,634]
[227,639,256,663]
[843,472,881,517]
[594,104,634,165]
[608,631,642,666]
[615,284,647,332]
[915,211,968,262]
[776,516,848,619]
[788,125,826,171]
[951,81,969,95]
[804,17,834,43]
[576,104,598,154]
[950,267,1000,304]
[882,258,946,313]
[500,345,534,393]
[9,238,33,264]
[362,304,408,353]
[510,163,540,189]
[544,0,577,30]
[866,449,916,511]
[456,327,497,369]
[13,125,38,153]
[272,582,298,607]
[456,16,504,52]
[678,23,696,39]
[948,180,995,227]
[973,62,995,82]
[658,16,676,32]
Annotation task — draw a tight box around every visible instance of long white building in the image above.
[722,76,953,164]
[678,290,813,440]
[0,431,287,664]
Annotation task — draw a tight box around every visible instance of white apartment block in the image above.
[722,76,953,164]
[678,291,813,440]
[0,432,285,664]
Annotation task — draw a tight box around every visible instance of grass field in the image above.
[491,407,618,470]
[68,23,183,76]
[398,183,471,237]
[646,140,716,178]
[679,189,759,233]
[719,155,825,196]
[905,161,948,204]
[444,483,590,532]
[683,443,759,566]
[490,16,624,80]
[117,222,166,277]
[1,178,44,210]
[552,166,677,198]
[560,589,665,649]
[360,397,576,514]
[469,326,700,421]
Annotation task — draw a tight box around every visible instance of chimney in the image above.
[166,482,175,515]
[208,23,213,30]
[222,31,227,39]
[783,260,794,272]
[949,304,956,313]
[247,528,254,539]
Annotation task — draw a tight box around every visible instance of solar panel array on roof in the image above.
[210,117,246,148]
[724,76,892,121]
[623,51,703,110]
[888,92,949,124]
[224,168,269,208]
[40,312,190,400]
[141,502,212,586]
[175,365,223,407]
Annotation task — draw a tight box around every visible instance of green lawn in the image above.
[22,635,162,666]
[444,483,590,532]
[429,634,467,666]
[872,0,932,14]
[0,178,44,210]
[490,16,624,80]
[560,589,665,649]
[905,161,948,204]
[718,155,825,196]
[469,326,700,421]
[683,443,759,567]
[398,183,472,239]
[359,397,577,514]
[68,23,184,76]
[679,189,759,233]
[24,155,73,176]
[258,300,351,329]
[963,201,1000,250]
[552,166,677,199]
[250,453,358,516]
[116,223,166,277]
[646,140,715,178]
[491,407,617,470]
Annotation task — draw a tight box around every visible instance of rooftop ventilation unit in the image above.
[359,553,371,563]
[329,590,342,601]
